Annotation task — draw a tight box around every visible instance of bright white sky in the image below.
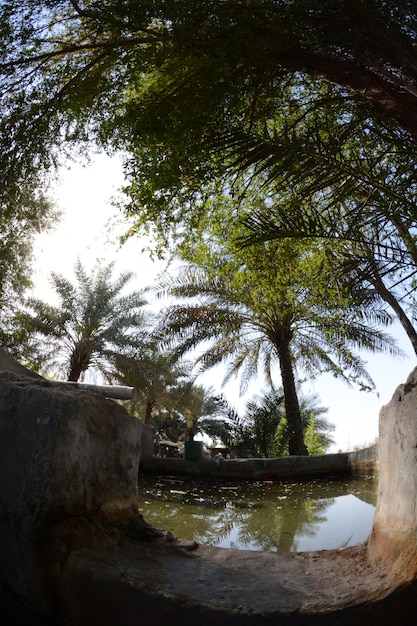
[32,153,416,453]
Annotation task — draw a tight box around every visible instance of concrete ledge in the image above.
[140,445,378,481]
[348,444,379,476]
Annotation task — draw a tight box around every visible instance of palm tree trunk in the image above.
[67,364,83,382]
[144,400,154,425]
[369,266,417,356]
[67,343,92,382]
[276,339,308,456]
[277,497,306,552]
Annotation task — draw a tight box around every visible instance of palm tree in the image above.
[235,387,334,458]
[243,387,286,458]
[187,402,252,456]
[233,100,417,358]
[154,241,400,455]
[18,259,150,381]
[165,381,223,442]
[146,380,225,445]
[271,390,335,457]
[112,343,188,424]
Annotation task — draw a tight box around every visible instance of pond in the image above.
[138,473,377,553]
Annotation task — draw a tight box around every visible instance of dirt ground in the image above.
[55,516,417,626]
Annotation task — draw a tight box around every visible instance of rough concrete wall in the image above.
[0,371,142,624]
[369,367,417,570]
[140,450,380,480]
[348,444,379,476]
[140,453,352,480]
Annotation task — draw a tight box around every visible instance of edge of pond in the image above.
[139,445,378,481]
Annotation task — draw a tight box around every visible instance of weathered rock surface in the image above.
[369,367,417,574]
[0,369,145,625]
[1,355,417,625]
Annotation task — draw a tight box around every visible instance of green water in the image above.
[138,473,377,552]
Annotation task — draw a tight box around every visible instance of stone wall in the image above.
[0,371,142,625]
[140,446,378,480]
[140,452,352,480]
[348,443,379,476]
[368,366,417,574]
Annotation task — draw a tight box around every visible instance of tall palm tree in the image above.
[19,259,150,381]
[154,242,400,455]
[231,98,417,358]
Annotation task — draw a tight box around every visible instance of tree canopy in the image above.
[2,2,417,216]
[0,181,57,353]
[2,3,417,300]
[1,1,416,431]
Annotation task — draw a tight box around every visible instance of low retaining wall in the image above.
[349,443,379,476]
[139,444,378,481]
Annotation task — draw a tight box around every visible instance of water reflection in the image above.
[138,474,377,552]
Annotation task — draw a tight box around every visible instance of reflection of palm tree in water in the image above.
[231,488,328,552]
[193,482,335,551]
[274,496,328,552]
[243,479,377,552]
[138,476,377,551]
[204,482,357,551]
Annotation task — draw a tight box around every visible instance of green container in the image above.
[184,440,204,460]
